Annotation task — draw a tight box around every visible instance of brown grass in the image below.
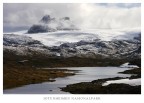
[3,64,74,89]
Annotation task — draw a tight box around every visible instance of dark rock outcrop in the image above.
[27,15,78,33]
[28,25,56,33]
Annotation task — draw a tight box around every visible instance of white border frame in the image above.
[1,0,143,103]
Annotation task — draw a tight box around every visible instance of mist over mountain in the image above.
[3,24,141,60]
[27,15,78,33]
[4,3,140,32]
[3,3,141,60]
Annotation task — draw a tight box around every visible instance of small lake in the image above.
[4,67,134,94]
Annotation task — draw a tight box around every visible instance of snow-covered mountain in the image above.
[3,34,57,56]
[27,15,78,33]
[3,15,141,59]
[3,28,141,59]
[5,28,140,47]
[56,39,140,59]
[3,34,43,47]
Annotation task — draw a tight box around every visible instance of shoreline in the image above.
[3,67,75,90]
[61,67,141,94]
[3,63,141,92]
[3,51,141,93]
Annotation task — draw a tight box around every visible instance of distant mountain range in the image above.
[3,15,141,60]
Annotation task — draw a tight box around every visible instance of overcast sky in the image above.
[3,3,141,32]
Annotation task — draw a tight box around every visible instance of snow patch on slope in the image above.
[4,28,140,47]
[120,62,139,68]
[103,78,141,86]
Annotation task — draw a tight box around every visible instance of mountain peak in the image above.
[40,15,55,23]
[28,15,78,33]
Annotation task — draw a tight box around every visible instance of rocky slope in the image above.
[3,32,141,60]
[55,39,140,59]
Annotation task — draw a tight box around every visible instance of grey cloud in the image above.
[3,3,141,32]
[97,3,140,8]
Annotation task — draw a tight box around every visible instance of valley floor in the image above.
[3,51,141,94]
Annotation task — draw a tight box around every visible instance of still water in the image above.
[4,67,133,94]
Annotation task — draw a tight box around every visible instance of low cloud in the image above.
[3,3,141,32]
